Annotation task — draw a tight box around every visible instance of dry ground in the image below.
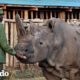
[4,66,46,80]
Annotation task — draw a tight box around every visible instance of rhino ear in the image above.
[48,18,56,32]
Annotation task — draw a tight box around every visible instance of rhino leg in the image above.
[69,68,78,80]
[42,69,60,80]
[75,71,80,80]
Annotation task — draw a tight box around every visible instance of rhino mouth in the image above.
[16,50,35,63]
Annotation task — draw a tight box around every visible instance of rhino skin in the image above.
[15,14,80,80]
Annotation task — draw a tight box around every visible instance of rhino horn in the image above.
[15,14,26,39]
[29,20,35,34]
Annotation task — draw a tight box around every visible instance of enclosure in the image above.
[0,1,80,79]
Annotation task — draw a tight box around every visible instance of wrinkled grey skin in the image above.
[15,14,80,80]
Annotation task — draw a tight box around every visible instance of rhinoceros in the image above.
[15,14,80,80]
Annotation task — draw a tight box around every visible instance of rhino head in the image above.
[15,14,63,64]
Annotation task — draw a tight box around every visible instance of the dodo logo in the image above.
[0,70,9,77]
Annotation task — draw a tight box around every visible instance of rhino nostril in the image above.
[40,42,43,45]
[25,48,34,53]
[25,49,28,52]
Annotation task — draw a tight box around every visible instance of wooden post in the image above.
[50,11,52,18]
[67,12,70,20]
[71,13,73,19]
[35,11,38,18]
[79,12,80,19]
[40,11,44,19]
[3,9,7,69]
[5,22,9,67]
[13,22,18,68]
[54,12,56,18]
[31,11,33,19]
[4,10,7,19]
[13,10,15,19]
[21,11,23,19]
[59,11,65,20]
[46,11,48,19]
[7,11,13,67]
[10,22,14,67]
[24,10,28,19]
[12,10,17,67]
[75,13,77,19]
[8,11,10,19]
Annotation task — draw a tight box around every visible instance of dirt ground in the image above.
[4,66,46,80]
[12,77,46,80]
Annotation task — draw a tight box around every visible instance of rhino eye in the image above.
[25,49,28,52]
[39,41,43,45]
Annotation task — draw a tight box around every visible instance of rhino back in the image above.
[53,22,80,67]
